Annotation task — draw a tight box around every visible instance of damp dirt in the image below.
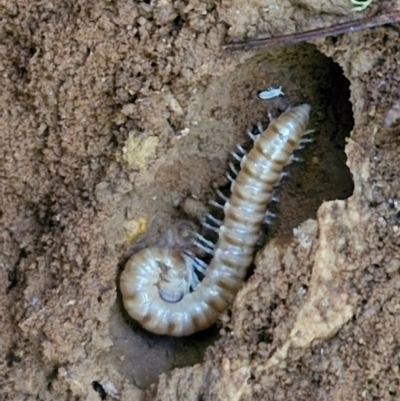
[1,0,400,400]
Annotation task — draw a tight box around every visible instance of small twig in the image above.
[223,10,400,51]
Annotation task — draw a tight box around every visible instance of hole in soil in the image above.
[108,43,353,388]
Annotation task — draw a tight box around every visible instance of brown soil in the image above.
[1,0,400,400]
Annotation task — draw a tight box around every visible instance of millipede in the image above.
[120,102,312,336]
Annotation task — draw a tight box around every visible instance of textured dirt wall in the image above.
[1,0,400,400]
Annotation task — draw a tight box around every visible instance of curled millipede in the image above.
[120,104,311,336]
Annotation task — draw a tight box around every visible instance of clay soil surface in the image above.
[1,0,400,400]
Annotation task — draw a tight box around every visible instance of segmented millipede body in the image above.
[120,104,311,336]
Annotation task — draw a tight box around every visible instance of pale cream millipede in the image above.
[120,104,311,336]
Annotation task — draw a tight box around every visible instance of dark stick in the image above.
[223,10,400,51]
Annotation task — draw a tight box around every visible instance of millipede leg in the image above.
[195,241,214,254]
[209,200,224,209]
[256,122,264,134]
[264,210,276,224]
[271,194,280,202]
[232,144,246,161]
[193,257,207,274]
[195,233,215,249]
[206,214,223,226]
[247,129,256,141]
[202,222,219,233]
[229,162,238,176]
[236,144,246,154]
[226,172,235,182]
[216,189,228,202]
[231,151,242,162]
[300,137,313,144]
[290,154,303,163]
